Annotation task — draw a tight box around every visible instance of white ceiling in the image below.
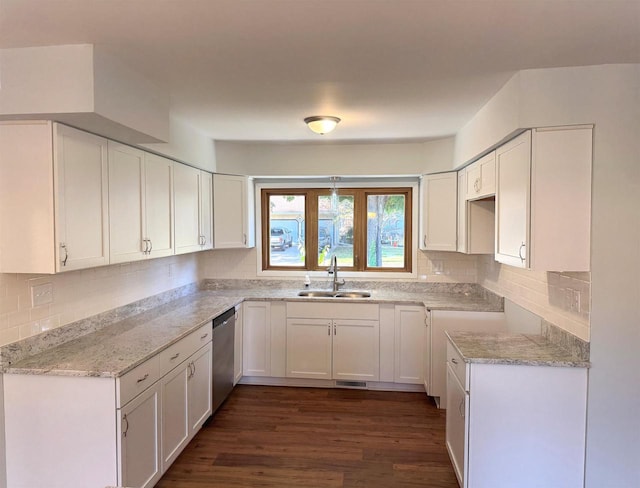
[1,0,638,142]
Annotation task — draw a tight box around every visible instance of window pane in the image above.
[367,194,405,268]
[269,194,305,267]
[318,194,354,267]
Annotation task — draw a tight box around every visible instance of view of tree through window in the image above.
[262,188,411,272]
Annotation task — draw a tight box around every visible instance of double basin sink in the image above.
[297,290,372,299]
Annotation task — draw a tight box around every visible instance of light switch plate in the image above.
[31,283,53,307]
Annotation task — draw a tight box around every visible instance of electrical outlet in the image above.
[31,283,53,307]
[571,289,581,312]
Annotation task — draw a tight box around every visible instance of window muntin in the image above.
[262,187,411,272]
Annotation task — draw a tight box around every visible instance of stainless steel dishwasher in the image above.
[212,307,236,413]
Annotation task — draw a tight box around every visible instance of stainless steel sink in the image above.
[334,291,372,298]
[297,290,337,298]
[297,290,371,298]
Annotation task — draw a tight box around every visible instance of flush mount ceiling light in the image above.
[304,115,341,135]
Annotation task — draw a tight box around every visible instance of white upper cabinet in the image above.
[174,164,202,254]
[495,131,532,268]
[495,127,592,271]
[213,174,255,248]
[174,164,213,255]
[109,143,174,263]
[419,172,458,251]
[465,150,496,200]
[0,121,109,274]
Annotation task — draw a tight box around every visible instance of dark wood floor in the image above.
[157,385,459,488]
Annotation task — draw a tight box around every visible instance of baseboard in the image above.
[238,376,426,392]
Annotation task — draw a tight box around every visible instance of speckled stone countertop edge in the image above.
[445,330,590,368]
[2,282,503,378]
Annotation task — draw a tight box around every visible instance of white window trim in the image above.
[255,179,419,279]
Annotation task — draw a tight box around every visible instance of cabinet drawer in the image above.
[159,323,211,376]
[446,340,468,390]
[117,356,160,407]
[287,302,379,320]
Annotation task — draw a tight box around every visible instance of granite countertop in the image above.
[446,331,590,368]
[5,291,243,378]
[4,283,503,378]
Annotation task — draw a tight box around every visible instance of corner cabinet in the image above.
[445,339,588,488]
[495,127,592,271]
[3,325,212,488]
[213,174,255,248]
[465,150,496,200]
[0,121,110,273]
[419,172,458,251]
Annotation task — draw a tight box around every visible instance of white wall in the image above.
[0,44,170,144]
[142,115,217,172]
[462,64,640,487]
[215,137,454,176]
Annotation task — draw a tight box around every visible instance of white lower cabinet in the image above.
[119,382,162,488]
[242,301,272,377]
[3,325,212,488]
[393,305,426,384]
[285,302,380,382]
[445,339,588,488]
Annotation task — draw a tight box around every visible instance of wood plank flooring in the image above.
[156,385,459,488]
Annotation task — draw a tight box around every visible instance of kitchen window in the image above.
[261,187,412,272]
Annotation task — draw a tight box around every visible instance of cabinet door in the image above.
[495,131,531,268]
[144,153,174,258]
[419,172,457,251]
[429,310,506,403]
[286,318,333,379]
[333,319,379,381]
[394,306,425,384]
[242,301,271,376]
[174,163,202,254]
[446,364,468,488]
[234,304,243,385]
[188,343,213,434]
[118,383,161,488]
[213,174,253,248]
[55,124,110,271]
[457,171,467,253]
[160,362,189,470]
[199,170,214,250]
[109,142,146,263]
[466,151,496,200]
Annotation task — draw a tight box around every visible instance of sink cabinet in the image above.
[285,302,380,382]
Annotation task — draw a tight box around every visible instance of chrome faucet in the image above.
[329,255,345,292]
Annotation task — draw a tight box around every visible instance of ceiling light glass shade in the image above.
[304,116,341,135]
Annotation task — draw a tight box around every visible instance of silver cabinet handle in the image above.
[333,323,337,335]
[60,243,68,266]
[451,358,458,364]
[423,235,427,247]
[328,325,331,336]
[243,233,247,245]
[122,413,129,437]
[474,177,481,192]
[136,373,149,384]
[200,333,209,340]
[458,398,465,418]
[170,353,180,360]
[143,239,149,254]
[518,242,526,262]
[148,239,153,253]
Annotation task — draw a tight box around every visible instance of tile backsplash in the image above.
[0,254,199,346]
[478,255,590,341]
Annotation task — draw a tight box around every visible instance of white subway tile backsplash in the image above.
[0,254,199,347]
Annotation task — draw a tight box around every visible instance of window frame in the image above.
[260,186,413,273]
